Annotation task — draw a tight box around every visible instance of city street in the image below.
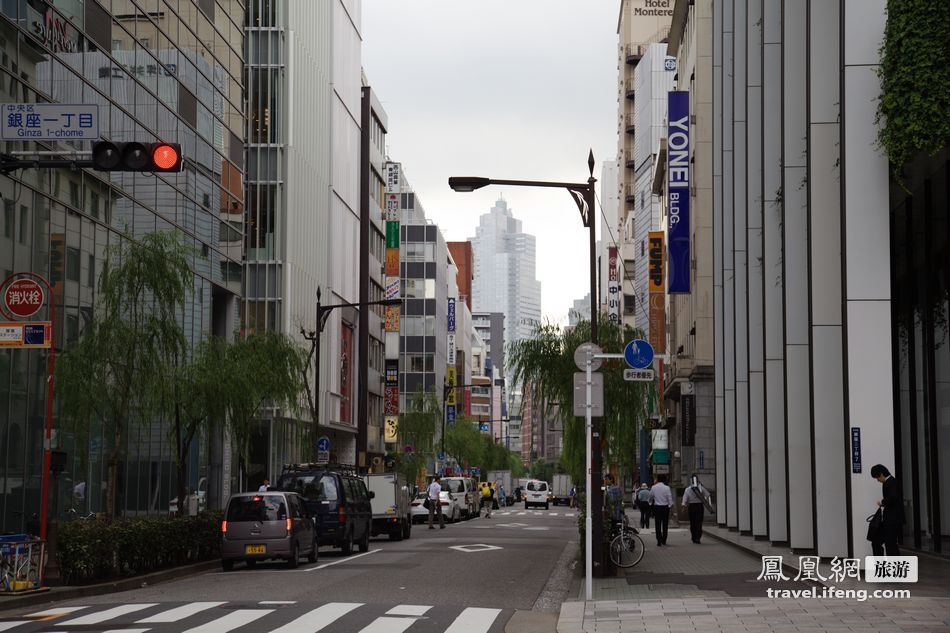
[0,508,579,633]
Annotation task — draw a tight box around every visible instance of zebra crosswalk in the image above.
[492,511,576,517]
[2,601,508,633]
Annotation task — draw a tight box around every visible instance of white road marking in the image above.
[137,602,225,623]
[58,604,158,626]
[444,607,502,633]
[26,607,88,617]
[103,629,151,633]
[386,605,431,616]
[305,548,381,571]
[268,602,362,633]
[0,623,29,631]
[524,527,549,531]
[358,616,417,633]
[450,544,503,553]
[550,513,559,516]
[517,512,526,515]
[260,601,297,605]
[181,609,273,633]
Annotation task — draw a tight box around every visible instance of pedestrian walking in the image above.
[650,475,674,546]
[480,481,494,518]
[258,479,270,492]
[569,485,576,508]
[682,477,709,544]
[498,483,507,507]
[604,474,623,522]
[427,475,445,529]
[870,464,902,555]
[636,483,653,529]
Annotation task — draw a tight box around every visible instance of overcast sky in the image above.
[361,1,620,325]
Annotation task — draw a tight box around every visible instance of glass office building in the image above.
[0,0,245,529]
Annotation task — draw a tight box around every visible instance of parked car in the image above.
[363,472,412,541]
[409,490,461,523]
[221,491,316,570]
[276,465,373,555]
[524,479,551,510]
[440,476,477,519]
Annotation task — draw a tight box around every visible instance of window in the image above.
[69,181,80,208]
[3,200,12,238]
[226,495,287,522]
[18,206,27,244]
[87,255,96,287]
[424,278,436,299]
[66,247,81,282]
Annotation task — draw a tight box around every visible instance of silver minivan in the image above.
[221,491,317,570]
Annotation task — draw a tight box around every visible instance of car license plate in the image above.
[245,545,265,554]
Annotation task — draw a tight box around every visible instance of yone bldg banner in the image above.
[667,91,690,294]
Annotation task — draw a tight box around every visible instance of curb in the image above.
[702,527,827,586]
[0,559,220,613]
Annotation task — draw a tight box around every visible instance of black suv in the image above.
[277,465,373,555]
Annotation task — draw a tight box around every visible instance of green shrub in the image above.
[57,511,222,584]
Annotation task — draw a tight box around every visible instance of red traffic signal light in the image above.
[91,141,183,172]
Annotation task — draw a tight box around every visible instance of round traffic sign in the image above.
[4,278,44,318]
[573,342,603,371]
[624,339,655,369]
[404,444,413,455]
[316,436,331,452]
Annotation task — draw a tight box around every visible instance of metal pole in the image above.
[585,354,593,601]
[586,169,604,575]
[312,289,322,461]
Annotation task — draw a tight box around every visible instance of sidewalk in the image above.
[557,516,950,632]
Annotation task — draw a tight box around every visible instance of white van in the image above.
[524,479,550,510]
[440,477,477,519]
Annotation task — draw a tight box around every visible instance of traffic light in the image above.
[91,141,183,172]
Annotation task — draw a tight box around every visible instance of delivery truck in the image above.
[363,472,412,541]
[552,473,574,506]
[486,470,513,506]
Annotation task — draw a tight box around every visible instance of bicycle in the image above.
[608,510,645,568]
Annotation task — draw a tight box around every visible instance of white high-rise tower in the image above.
[470,198,542,349]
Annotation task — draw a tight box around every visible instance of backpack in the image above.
[481,485,491,498]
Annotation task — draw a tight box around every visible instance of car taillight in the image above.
[441,501,449,507]
[286,518,292,534]
[338,505,347,523]
[221,520,228,534]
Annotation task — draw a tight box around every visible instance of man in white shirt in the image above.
[258,479,270,493]
[682,477,710,544]
[427,476,445,529]
[650,475,674,546]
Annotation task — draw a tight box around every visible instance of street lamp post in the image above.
[301,287,399,461]
[448,151,605,574]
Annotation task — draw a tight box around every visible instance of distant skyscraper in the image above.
[470,198,542,348]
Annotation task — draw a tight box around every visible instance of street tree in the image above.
[223,330,306,488]
[443,414,484,472]
[396,387,439,485]
[507,318,654,486]
[57,231,193,518]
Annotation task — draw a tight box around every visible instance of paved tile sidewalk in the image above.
[560,512,950,632]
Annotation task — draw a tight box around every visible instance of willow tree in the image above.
[397,387,440,485]
[508,317,654,485]
[443,414,484,472]
[57,231,193,517]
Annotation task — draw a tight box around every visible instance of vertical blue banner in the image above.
[447,297,456,332]
[667,91,690,293]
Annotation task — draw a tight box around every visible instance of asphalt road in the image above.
[0,505,580,633]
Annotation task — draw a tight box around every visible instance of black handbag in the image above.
[866,508,882,541]
[423,497,431,510]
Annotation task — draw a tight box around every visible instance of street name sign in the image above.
[1,103,99,140]
[623,368,655,381]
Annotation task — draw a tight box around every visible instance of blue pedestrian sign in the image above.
[437,452,445,461]
[624,339,654,369]
[316,436,331,452]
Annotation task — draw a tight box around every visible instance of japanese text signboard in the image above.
[2,103,99,140]
[4,278,44,318]
[607,246,620,323]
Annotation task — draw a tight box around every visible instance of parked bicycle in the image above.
[608,507,645,568]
